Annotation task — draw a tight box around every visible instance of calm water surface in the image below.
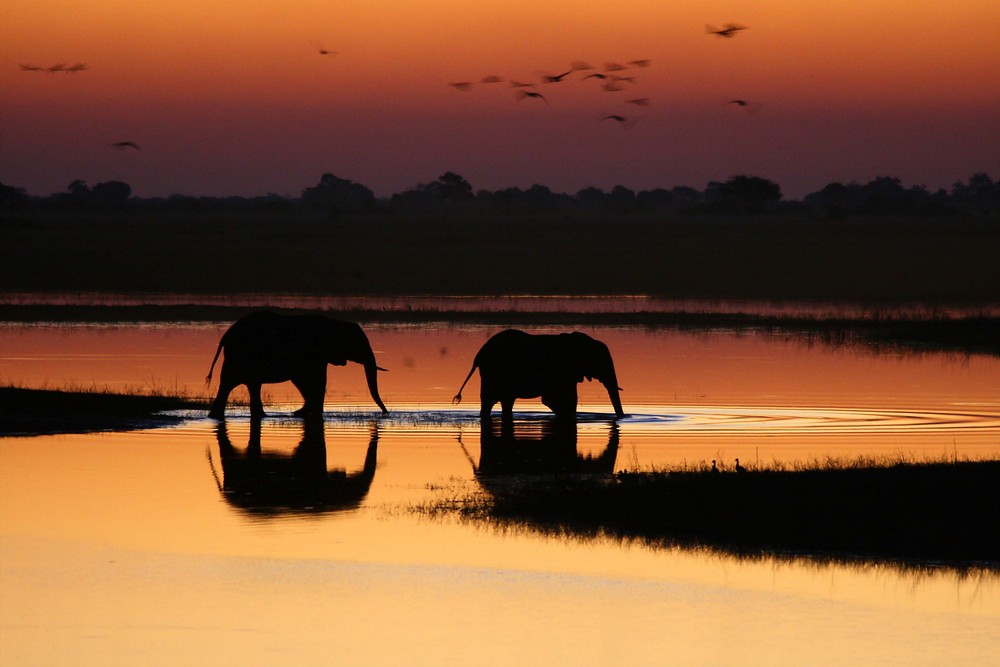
[2,322,998,665]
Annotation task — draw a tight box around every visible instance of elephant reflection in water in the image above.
[211,417,378,515]
[466,418,620,477]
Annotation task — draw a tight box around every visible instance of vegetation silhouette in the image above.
[207,311,388,419]
[453,329,625,422]
[436,457,1000,567]
[211,417,379,516]
[2,171,998,305]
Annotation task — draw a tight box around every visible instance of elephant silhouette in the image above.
[210,417,379,516]
[465,418,620,477]
[206,311,388,418]
[453,329,625,421]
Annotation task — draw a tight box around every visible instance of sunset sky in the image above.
[2,1,998,199]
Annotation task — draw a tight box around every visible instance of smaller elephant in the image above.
[207,311,388,418]
[453,329,625,420]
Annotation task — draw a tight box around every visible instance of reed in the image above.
[0,384,209,436]
[435,457,1000,567]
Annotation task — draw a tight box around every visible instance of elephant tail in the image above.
[205,339,224,385]
[452,362,478,405]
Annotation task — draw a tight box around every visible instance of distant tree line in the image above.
[2,171,999,218]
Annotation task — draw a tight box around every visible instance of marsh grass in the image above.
[425,456,1000,567]
[0,384,209,436]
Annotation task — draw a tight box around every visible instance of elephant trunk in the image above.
[603,371,625,419]
[364,363,389,414]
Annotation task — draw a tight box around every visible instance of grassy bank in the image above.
[0,386,208,436]
[434,459,1000,567]
[3,210,999,303]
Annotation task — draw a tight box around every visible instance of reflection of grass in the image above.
[428,457,1000,567]
[0,385,209,436]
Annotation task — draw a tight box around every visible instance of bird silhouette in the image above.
[110,141,140,150]
[601,114,638,128]
[707,23,748,38]
[628,59,652,68]
[541,69,574,83]
[604,62,628,72]
[517,90,548,104]
[626,97,650,106]
[728,99,749,106]
[46,63,65,73]
[65,63,87,73]
[711,460,719,473]
[480,75,504,84]
[20,64,43,72]
[734,458,746,473]
[509,80,536,88]
[449,82,473,91]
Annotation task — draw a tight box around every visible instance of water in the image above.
[2,321,999,665]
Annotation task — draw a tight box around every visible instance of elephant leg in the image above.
[542,384,578,418]
[248,382,266,418]
[500,398,515,422]
[209,368,239,419]
[292,369,327,417]
[479,387,498,421]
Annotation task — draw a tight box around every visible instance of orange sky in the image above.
[2,1,998,197]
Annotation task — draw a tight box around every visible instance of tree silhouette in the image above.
[301,173,375,214]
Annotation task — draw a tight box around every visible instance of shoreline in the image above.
[0,387,208,437]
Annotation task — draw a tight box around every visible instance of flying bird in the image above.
[46,63,65,73]
[604,62,628,72]
[626,97,650,106]
[707,23,748,38]
[65,63,88,73]
[601,114,638,128]
[728,99,749,107]
[110,141,140,150]
[20,64,43,72]
[628,59,652,68]
[517,90,548,104]
[449,82,473,91]
[480,75,504,84]
[541,69,574,83]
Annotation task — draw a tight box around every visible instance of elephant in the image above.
[206,311,388,418]
[464,418,620,477]
[210,417,379,516]
[453,329,625,421]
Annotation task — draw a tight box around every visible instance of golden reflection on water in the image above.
[2,322,1000,663]
[2,419,999,666]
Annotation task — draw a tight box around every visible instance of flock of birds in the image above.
[445,23,751,126]
[18,22,750,148]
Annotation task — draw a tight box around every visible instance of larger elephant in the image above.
[453,329,625,420]
[207,311,388,418]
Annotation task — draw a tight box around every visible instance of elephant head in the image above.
[559,332,625,419]
[321,318,388,414]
